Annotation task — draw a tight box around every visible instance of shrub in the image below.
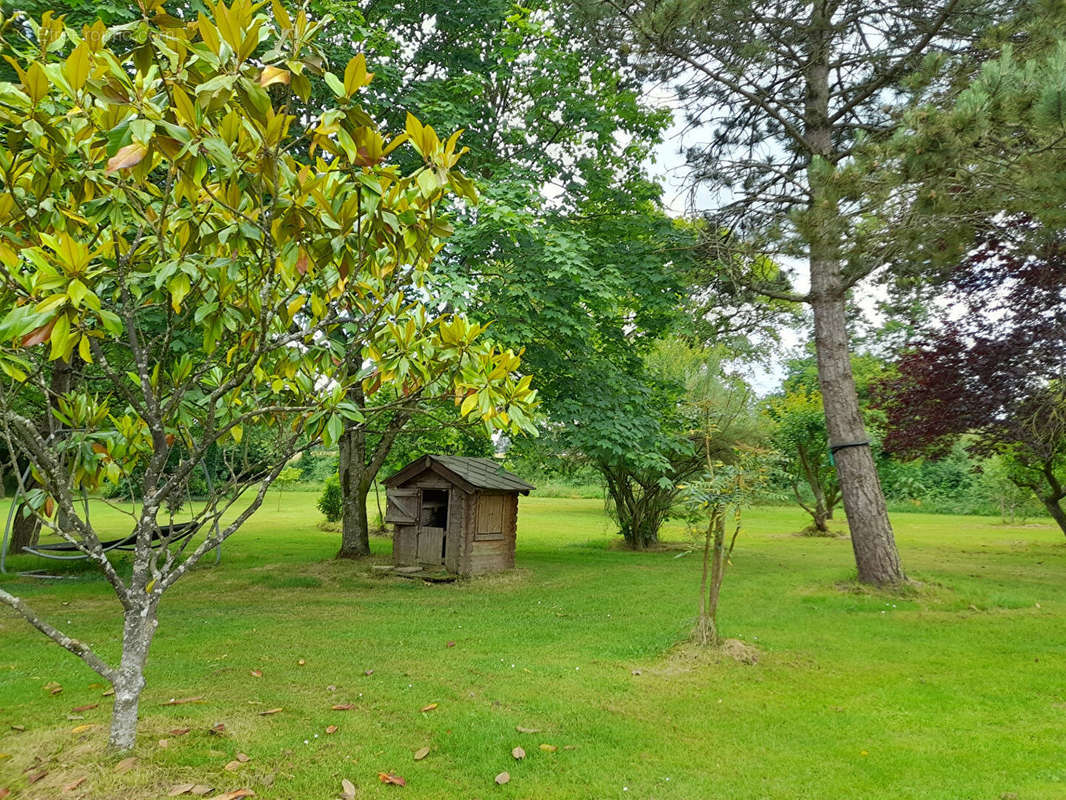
[318,477,343,523]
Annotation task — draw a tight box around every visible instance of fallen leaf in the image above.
[563,745,577,751]
[413,746,430,761]
[44,681,63,695]
[631,669,642,676]
[102,688,115,697]
[162,696,204,706]
[332,703,355,711]
[72,703,98,713]
[168,784,196,797]
[114,756,137,773]
[420,703,438,713]
[190,786,212,796]
[10,725,25,732]
[0,754,8,760]
[495,771,510,785]
[250,670,262,678]
[446,641,455,648]
[0,790,10,799]
[364,669,374,676]
[512,746,525,760]
[208,723,226,736]
[28,770,48,784]
[515,726,539,734]
[71,724,96,734]
[539,744,557,753]
[378,772,406,786]
[258,708,283,716]
[159,739,170,748]
[325,725,338,734]
[207,791,255,800]
[67,714,85,721]
[297,659,306,666]
[170,728,192,736]
[236,753,250,763]
[63,776,87,792]
[224,760,243,772]
[341,778,357,798]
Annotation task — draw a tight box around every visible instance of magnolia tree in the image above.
[0,1,536,751]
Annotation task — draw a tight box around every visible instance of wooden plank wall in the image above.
[463,492,517,576]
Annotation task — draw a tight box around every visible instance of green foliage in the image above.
[317,475,342,523]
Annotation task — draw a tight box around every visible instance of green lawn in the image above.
[0,492,1064,799]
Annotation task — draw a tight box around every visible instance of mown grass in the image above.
[0,492,1064,799]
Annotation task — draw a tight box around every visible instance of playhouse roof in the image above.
[384,455,535,494]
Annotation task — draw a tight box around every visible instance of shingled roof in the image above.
[384,455,535,494]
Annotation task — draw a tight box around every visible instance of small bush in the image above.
[318,476,343,522]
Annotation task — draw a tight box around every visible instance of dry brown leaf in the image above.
[114,756,137,773]
[106,142,148,173]
[71,724,95,734]
[9,725,25,732]
[325,725,338,735]
[209,723,226,736]
[102,687,115,697]
[0,754,9,760]
[495,772,510,785]
[162,696,204,706]
[515,726,539,734]
[538,744,557,753]
[207,791,255,800]
[44,682,63,696]
[563,745,576,751]
[168,784,197,797]
[420,703,438,713]
[0,790,10,799]
[378,772,406,786]
[250,670,262,678]
[258,708,283,716]
[159,739,170,749]
[341,778,357,798]
[63,776,87,792]
[236,753,250,763]
[363,669,374,676]
[28,770,48,784]
[170,727,192,736]
[190,786,212,796]
[72,703,98,713]
[446,641,455,648]
[297,659,306,666]
[224,760,243,772]
[512,746,525,760]
[332,703,355,711]
[413,746,430,761]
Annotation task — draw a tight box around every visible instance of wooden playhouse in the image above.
[383,455,534,576]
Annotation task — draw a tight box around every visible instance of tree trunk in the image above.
[805,0,903,585]
[811,290,904,583]
[8,505,41,554]
[1038,494,1066,538]
[108,604,157,751]
[338,425,372,558]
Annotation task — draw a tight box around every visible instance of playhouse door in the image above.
[417,527,445,565]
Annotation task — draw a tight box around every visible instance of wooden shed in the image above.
[383,455,534,576]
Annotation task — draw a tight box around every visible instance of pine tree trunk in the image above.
[805,0,903,585]
[108,604,157,751]
[811,288,904,583]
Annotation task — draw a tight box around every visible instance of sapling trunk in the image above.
[109,605,157,751]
